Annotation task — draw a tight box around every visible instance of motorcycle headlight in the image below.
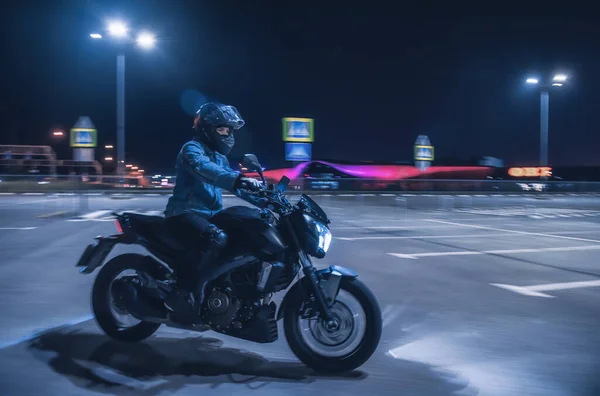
[302,213,332,258]
[314,220,332,253]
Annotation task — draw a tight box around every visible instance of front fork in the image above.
[298,251,342,321]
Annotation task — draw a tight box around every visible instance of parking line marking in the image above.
[336,230,600,241]
[426,219,600,244]
[388,245,600,260]
[490,284,554,298]
[333,225,458,230]
[80,210,113,219]
[491,280,600,298]
[37,211,72,218]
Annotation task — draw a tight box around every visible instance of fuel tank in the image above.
[211,206,286,255]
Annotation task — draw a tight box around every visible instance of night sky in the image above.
[1,1,599,174]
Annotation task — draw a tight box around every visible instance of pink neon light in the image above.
[245,161,492,181]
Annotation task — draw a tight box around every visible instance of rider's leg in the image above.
[163,213,228,317]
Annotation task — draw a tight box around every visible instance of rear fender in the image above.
[76,233,135,274]
[276,265,358,321]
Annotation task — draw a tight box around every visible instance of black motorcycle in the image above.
[75,154,382,372]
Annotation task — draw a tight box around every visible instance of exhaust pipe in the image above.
[111,278,168,323]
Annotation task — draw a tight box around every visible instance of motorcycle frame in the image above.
[76,205,358,324]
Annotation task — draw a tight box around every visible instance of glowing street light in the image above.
[105,145,114,149]
[524,71,570,167]
[136,32,156,49]
[52,130,64,137]
[104,157,113,161]
[107,21,128,37]
[89,21,156,175]
[553,74,567,83]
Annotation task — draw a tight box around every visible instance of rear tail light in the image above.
[115,219,124,233]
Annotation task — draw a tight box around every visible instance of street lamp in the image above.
[107,21,128,37]
[525,73,568,167]
[136,32,156,49]
[89,20,156,175]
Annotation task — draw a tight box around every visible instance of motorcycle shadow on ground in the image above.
[27,327,367,395]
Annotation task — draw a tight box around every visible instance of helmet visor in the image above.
[219,105,245,130]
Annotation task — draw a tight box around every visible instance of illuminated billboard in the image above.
[282,117,314,142]
[508,167,552,177]
[70,128,97,148]
[414,145,434,161]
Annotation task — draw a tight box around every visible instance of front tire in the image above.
[92,253,164,342]
[283,277,382,372]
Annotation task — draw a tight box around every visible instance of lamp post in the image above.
[90,22,156,175]
[525,73,568,167]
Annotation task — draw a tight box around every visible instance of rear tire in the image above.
[92,253,165,342]
[283,277,382,373]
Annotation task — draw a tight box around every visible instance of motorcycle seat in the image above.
[124,212,190,252]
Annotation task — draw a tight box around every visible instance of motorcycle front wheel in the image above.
[283,277,382,373]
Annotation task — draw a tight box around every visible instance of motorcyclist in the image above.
[163,102,264,321]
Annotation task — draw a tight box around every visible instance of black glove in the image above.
[236,176,262,191]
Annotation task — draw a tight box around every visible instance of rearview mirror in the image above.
[241,154,262,172]
[277,176,290,192]
[241,153,266,185]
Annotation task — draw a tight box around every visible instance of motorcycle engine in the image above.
[202,286,241,331]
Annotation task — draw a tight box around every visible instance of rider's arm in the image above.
[180,142,240,191]
[222,157,269,208]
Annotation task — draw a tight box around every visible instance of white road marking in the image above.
[491,279,600,298]
[0,192,16,195]
[80,210,113,219]
[336,230,600,241]
[0,227,38,230]
[426,219,600,244]
[22,193,45,196]
[388,245,600,260]
[333,224,458,230]
[0,198,55,207]
[490,284,555,298]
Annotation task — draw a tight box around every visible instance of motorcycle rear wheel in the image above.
[92,253,164,342]
[283,277,382,372]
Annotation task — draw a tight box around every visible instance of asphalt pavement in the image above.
[1,194,600,395]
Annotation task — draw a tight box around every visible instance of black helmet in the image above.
[193,102,245,155]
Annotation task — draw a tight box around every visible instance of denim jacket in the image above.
[164,138,264,218]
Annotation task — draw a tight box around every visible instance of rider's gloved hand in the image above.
[236,176,262,191]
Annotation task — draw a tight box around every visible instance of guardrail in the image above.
[2,174,600,194]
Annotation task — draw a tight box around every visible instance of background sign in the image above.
[508,167,552,177]
[282,117,314,142]
[414,135,434,171]
[70,128,97,148]
[285,142,312,161]
[414,145,434,161]
[70,117,97,148]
